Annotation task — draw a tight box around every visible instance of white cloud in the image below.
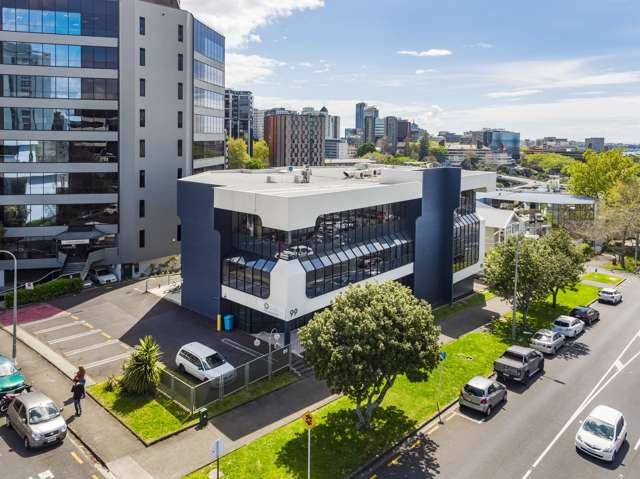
[298,62,313,68]
[397,49,453,57]
[415,69,436,75]
[225,53,286,86]
[181,0,324,49]
[487,89,544,98]
[465,42,494,49]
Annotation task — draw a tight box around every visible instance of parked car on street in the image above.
[176,342,235,382]
[552,315,585,338]
[459,376,507,416]
[575,405,627,462]
[530,329,565,355]
[494,346,544,384]
[90,267,117,285]
[5,391,67,449]
[0,355,26,396]
[598,288,623,305]
[570,306,600,325]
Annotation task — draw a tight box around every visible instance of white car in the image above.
[277,245,314,260]
[90,268,117,285]
[598,288,623,305]
[576,405,627,462]
[175,342,235,382]
[530,329,565,355]
[552,315,585,338]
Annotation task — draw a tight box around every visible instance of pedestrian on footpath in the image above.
[73,366,87,398]
[71,379,85,416]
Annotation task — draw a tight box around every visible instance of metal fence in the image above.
[157,344,292,413]
[143,273,182,292]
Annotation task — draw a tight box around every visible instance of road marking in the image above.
[83,322,94,329]
[427,425,440,435]
[22,313,71,327]
[70,315,80,320]
[369,475,377,479]
[70,451,84,464]
[92,476,100,479]
[64,340,120,356]
[221,338,262,358]
[615,359,624,370]
[409,439,421,449]
[634,437,640,451]
[522,469,532,479]
[388,455,401,465]
[453,411,485,425]
[48,329,102,344]
[38,471,54,479]
[101,332,112,339]
[34,321,85,334]
[84,352,131,369]
[120,342,131,349]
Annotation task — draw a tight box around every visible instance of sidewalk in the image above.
[437,295,512,344]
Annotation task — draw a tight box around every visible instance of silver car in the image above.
[530,329,565,355]
[459,376,507,416]
[5,391,67,449]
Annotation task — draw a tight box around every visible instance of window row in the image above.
[1,202,117,227]
[194,60,224,87]
[0,233,117,259]
[0,172,117,195]
[2,41,118,69]
[302,234,414,298]
[458,189,476,216]
[0,0,118,37]
[1,107,118,131]
[0,140,117,163]
[222,256,276,299]
[194,87,223,111]
[194,114,224,134]
[193,20,224,64]
[1,74,117,100]
[453,213,481,272]
[192,140,224,160]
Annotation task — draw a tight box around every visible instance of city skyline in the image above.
[182,0,640,142]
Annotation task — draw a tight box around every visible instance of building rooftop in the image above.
[476,202,521,229]
[478,190,595,206]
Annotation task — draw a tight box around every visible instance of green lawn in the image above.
[184,333,508,479]
[433,290,495,321]
[582,272,624,285]
[605,257,638,273]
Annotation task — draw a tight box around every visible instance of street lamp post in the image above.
[253,328,281,380]
[0,250,18,362]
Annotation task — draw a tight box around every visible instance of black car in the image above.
[570,306,600,325]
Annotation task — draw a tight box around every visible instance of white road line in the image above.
[21,312,71,327]
[615,359,624,370]
[454,411,485,425]
[522,469,532,479]
[84,352,131,369]
[34,321,85,334]
[48,329,102,344]
[634,437,640,451]
[64,339,120,357]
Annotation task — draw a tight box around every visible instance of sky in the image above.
[181,0,640,143]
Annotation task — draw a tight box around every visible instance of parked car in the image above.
[175,342,235,382]
[552,315,585,338]
[575,405,627,462]
[570,306,600,325]
[598,288,623,305]
[0,355,26,396]
[459,376,507,416]
[277,245,314,260]
[90,267,117,285]
[494,346,544,384]
[530,329,565,355]
[5,391,66,449]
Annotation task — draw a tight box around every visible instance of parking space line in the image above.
[70,451,84,464]
[92,475,100,479]
[83,322,95,329]
[70,315,80,320]
[101,332,112,339]
[48,329,102,344]
[615,359,624,370]
[34,321,85,334]
[64,340,120,357]
[634,437,640,451]
[427,425,440,435]
[409,439,421,449]
[453,411,485,425]
[120,342,131,349]
[84,352,131,369]
[522,468,532,479]
[388,454,401,466]
[21,312,71,327]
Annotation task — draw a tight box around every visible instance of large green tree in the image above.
[418,132,430,161]
[252,139,270,165]
[522,153,576,175]
[429,141,448,163]
[299,282,440,431]
[227,137,250,169]
[567,148,640,198]
[540,229,585,307]
[357,142,376,158]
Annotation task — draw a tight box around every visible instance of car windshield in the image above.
[533,332,551,341]
[203,353,226,370]
[28,402,60,424]
[503,351,524,362]
[463,384,485,397]
[583,417,614,440]
[555,321,569,327]
[0,362,17,376]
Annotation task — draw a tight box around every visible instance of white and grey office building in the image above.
[0,0,225,286]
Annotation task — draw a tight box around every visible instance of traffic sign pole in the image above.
[307,427,311,479]
[437,351,446,424]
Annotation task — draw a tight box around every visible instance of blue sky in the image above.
[182,0,640,142]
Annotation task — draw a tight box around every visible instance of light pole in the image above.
[253,328,281,379]
[512,222,520,341]
[0,250,18,362]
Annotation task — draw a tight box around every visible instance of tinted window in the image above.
[583,418,614,440]
[28,403,60,424]
[554,320,569,328]
[502,351,525,362]
[463,384,485,397]
[203,353,225,370]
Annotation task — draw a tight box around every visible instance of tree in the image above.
[121,336,162,395]
[540,230,585,307]
[461,153,480,170]
[484,236,551,330]
[299,282,440,431]
[244,158,266,169]
[418,132,430,161]
[429,142,448,163]
[227,137,250,169]
[567,148,640,198]
[522,153,576,175]
[357,142,376,158]
[602,177,640,269]
[253,139,270,165]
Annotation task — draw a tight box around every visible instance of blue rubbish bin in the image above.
[223,314,234,331]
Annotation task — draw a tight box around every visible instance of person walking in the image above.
[73,366,87,399]
[71,379,85,416]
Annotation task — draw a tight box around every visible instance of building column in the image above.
[0,270,4,289]
[283,320,291,346]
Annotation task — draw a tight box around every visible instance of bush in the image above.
[577,242,594,259]
[5,277,83,308]
[105,375,120,392]
[121,336,162,395]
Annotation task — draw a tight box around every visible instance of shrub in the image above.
[121,336,162,395]
[577,242,594,259]
[105,375,120,392]
[4,277,83,308]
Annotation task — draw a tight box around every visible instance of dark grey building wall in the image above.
[177,180,221,319]
[414,167,461,307]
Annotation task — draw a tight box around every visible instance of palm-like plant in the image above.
[121,336,162,395]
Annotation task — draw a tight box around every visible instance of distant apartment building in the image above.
[468,129,520,160]
[0,0,225,285]
[355,102,366,130]
[225,89,253,156]
[446,146,515,168]
[324,138,348,159]
[263,109,325,167]
[326,114,340,140]
[398,120,411,142]
[364,116,376,145]
[384,116,398,153]
[253,108,265,140]
[438,131,462,143]
[585,137,605,152]
[375,118,385,141]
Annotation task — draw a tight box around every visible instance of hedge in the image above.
[4,277,83,307]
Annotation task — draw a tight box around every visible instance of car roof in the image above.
[181,342,217,357]
[467,376,493,389]
[588,405,623,424]
[554,315,575,322]
[18,391,55,408]
[506,345,534,355]
[534,329,553,335]
[572,306,590,312]
[601,288,617,293]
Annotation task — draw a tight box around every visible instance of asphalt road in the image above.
[368,275,640,479]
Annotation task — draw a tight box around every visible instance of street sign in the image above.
[212,438,224,459]
[25,282,34,290]
[440,351,447,360]
[302,411,315,429]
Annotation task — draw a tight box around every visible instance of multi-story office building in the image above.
[384,116,398,154]
[324,138,348,159]
[326,114,340,140]
[585,137,605,152]
[253,108,265,140]
[363,116,376,145]
[397,120,411,142]
[0,0,225,285]
[225,89,253,156]
[355,102,366,130]
[263,109,325,167]
[469,129,520,160]
[375,118,385,141]
[178,166,495,340]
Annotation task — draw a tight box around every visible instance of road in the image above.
[368,275,640,479]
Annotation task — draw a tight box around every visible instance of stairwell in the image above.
[290,354,313,378]
[61,262,85,277]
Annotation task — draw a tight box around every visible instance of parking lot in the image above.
[17,280,264,382]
